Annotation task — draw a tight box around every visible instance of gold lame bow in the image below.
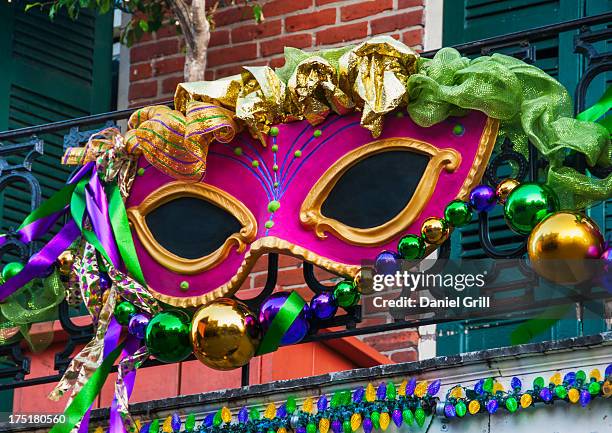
[339,36,419,136]
[286,56,354,125]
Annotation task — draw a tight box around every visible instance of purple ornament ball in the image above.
[375,251,400,275]
[469,185,496,212]
[128,313,150,339]
[259,292,310,345]
[310,291,338,321]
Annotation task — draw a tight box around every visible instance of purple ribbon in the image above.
[0,207,68,248]
[78,317,123,433]
[0,220,81,301]
[85,172,122,269]
[109,335,141,433]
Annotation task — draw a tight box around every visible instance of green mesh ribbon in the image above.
[406,48,610,209]
[0,270,65,350]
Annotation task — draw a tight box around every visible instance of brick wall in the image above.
[128,0,425,106]
[126,0,424,363]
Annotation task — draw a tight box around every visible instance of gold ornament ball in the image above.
[495,178,520,204]
[190,298,261,371]
[528,211,604,285]
[421,217,449,245]
[58,250,75,278]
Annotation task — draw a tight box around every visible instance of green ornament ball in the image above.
[504,183,559,235]
[145,310,192,363]
[269,126,279,137]
[444,200,473,227]
[306,423,316,433]
[1,262,24,281]
[575,370,586,383]
[114,301,137,326]
[333,280,360,308]
[397,234,425,260]
[505,396,518,413]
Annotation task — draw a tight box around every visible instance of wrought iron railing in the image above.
[0,13,610,391]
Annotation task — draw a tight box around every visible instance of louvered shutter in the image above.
[0,2,113,232]
[438,0,611,355]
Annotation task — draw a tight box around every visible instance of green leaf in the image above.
[252,3,264,23]
[24,3,42,12]
[139,19,149,32]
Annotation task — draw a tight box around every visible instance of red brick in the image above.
[279,255,302,268]
[130,63,152,82]
[261,34,312,57]
[316,0,337,4]
[208,43,258,67]
[265,0,312,17]
[316,22,367,45]
[398,0,422,9]
[130,39,179,63]
[128,80,157,100]
[341,0,392,22]
[362,330,419,352]
[390,349,418,363]
[210,30,230,47]
[286,9,336,32]
[154,56,185,75]
[370,10,423,35]
[213,5,254,27]
[205,70,214,80]
[161,75,183,94]
[215,64,246,78]
[254,266,306,288]
[402,28,423,47]
[155,25,179,39]
[231,20,282,44]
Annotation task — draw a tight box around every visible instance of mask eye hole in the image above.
[128,182,257,274]
[320,150,429,229]
[300,138,461,246]
[145,197,243,259]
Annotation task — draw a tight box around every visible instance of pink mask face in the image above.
[126,111,498,306]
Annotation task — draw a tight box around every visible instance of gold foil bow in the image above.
[286,56,354,125]
[339,36,419,136]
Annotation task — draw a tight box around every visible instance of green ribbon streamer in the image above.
[107,183,146,285]
[21,182,77,228]
[49,342,125,433]
[577,85,612,128]
[510,304,572,345]
[256,291,306,355]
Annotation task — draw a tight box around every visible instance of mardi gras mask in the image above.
[125,109,498,306]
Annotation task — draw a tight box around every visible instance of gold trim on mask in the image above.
[127,181,257,275]
[146,236,361,307]
[299,138,462,246]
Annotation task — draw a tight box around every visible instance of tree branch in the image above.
[165,0,196,52]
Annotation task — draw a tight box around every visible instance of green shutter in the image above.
[0,2,113,232]
[438,0,611,355]
[0,1,113,411]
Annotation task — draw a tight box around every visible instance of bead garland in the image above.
[130,366,611,433]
